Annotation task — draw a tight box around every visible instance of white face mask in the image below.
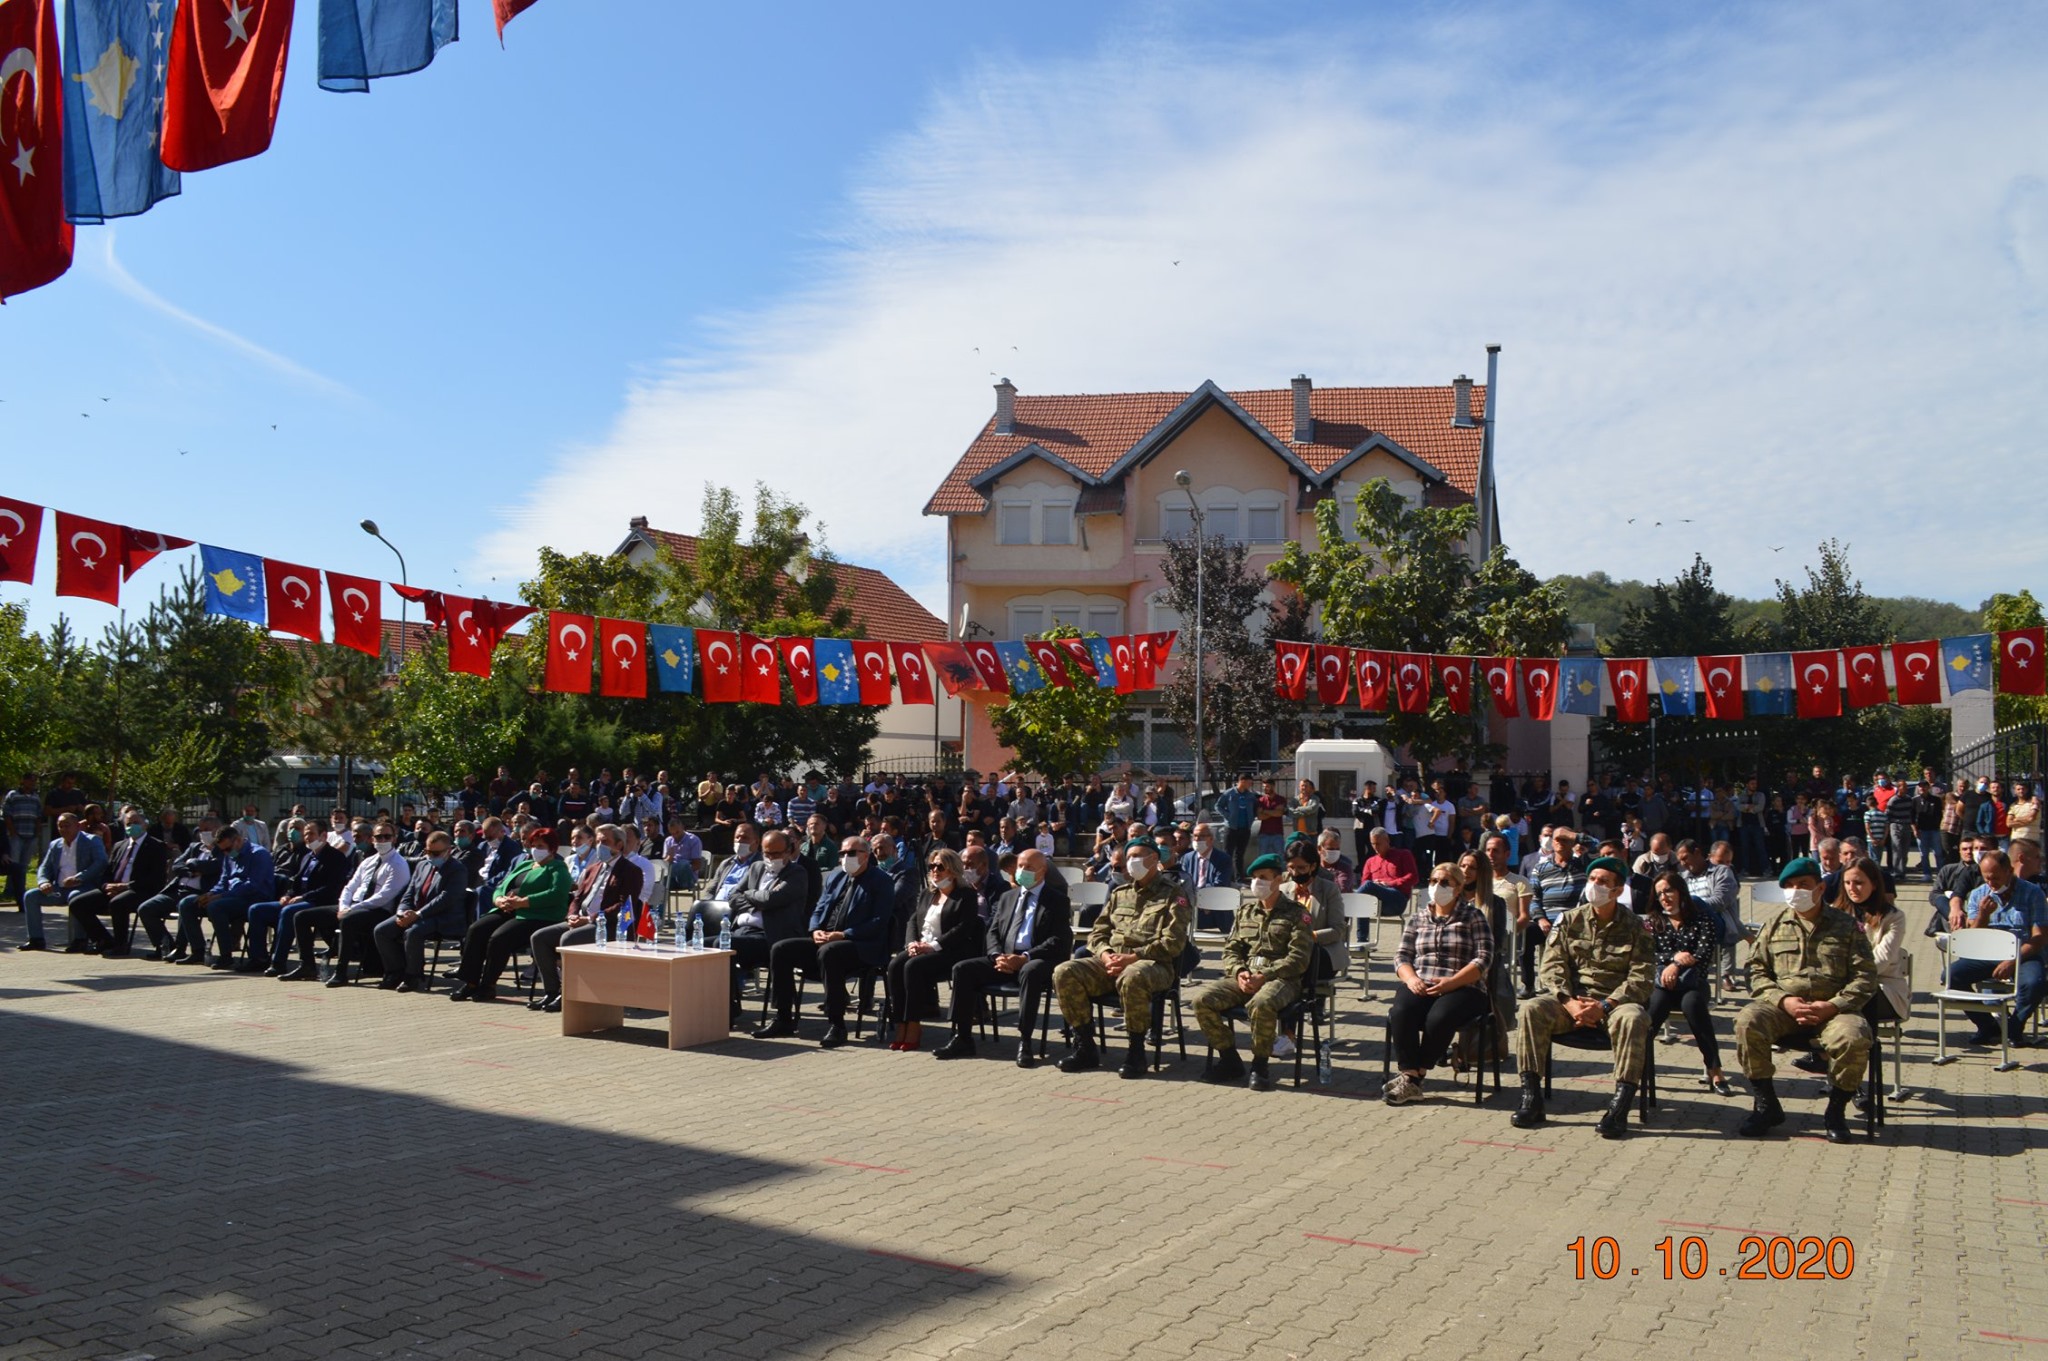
[840,854,864,876]
[1786,887,1817,912]
[1249,877,1277,900]
[960,866,982,887]
[530,847,552,862]
[1428,883,1457,908]
[762,856,788,872]
[1585,881,1615,907]
[931,874,955,894]
[1124,854,1151,879]
[1320,848,1340,864]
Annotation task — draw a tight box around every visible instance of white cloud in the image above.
[477,6,2047,613]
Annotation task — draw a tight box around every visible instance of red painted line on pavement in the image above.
[230,1021,276,1031]
[1302,1233,1423,1255]
[1142,1156,1232,1169]
[460,1059,513,1070]
[768,1104,840,1116]
[96,1164,158,1182]
[1459,1139,1554,1154]
[456,1166,533,1186]
[480,1021,527,1032]
[0,1276,39,1296]
[1980,1332,2048,1346]
[452,1255,546,1283]
[281,993,324,1002]
[1996,1198,2048,1208]
[867,1249,978,1274]
[1658,1220,1774,1235]
[1048,1093,1122,1105]
[824,1158,909,1174]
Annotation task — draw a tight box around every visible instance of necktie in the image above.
[825,880,854,931]
[1015,891,1036,951]
[416,866,436,908]
[116,838,137,881]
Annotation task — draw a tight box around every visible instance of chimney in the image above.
[1451,375,1474,428]
[994,377,1017,436]
[629,515,649,532]
[1290,375,1313,444]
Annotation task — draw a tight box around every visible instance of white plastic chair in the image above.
[1059,864,1086,886]
[1194,885,1241,938]
[1881,955,1912,1100]
[1069,880,1110,911]
[1340,892,1379,995]
[1932,927,2021,1072]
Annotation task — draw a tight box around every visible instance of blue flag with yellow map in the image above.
[1653,657,1697,716]
[995,640,1045,695]
[200,546,266,624]
[1746,652,1794,715]
[649,624,695,694]
[815,639,859,705]
[1558,657,1602,715]
[62,0,183,223]
[1941,634,1992,693]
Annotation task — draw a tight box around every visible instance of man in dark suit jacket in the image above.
[726,828,810,1021]
[755,836,896,1048]
[66,809,169,956]
[372,830,473,991]
[934,849,1073,1067]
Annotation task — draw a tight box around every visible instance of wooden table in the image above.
[558,944,731,1049]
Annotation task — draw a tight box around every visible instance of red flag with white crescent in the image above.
[1314,646,1350,704]
[1110,635,1139,694]
[1437,656,1473,715]
[1699,655,1745,719]
[851,640,893,705]
[1137,631,1177,685]
[1393,652,1431,714]
[1841,645,1891,708]
[1059,637,1097,679]
[699,629,742,703]
[739,632,781,703]
[1520,658,1559,721]
[162,0,294,172]
[390,582,446,629]
[777,636,820,706]
[600,618,647,699]
[965,639,1009,695]
[264,559,322,642]
[1998,627,2047,697]
[0,496,42,584]
[1026,639,1071,687]
[0,0,72,301]
[543,612,594,694]
[53,511,121,604]
[1604,658,1649,723]
[1354,649,1389,711]
[1792,650,1842,719]
[1480,657,1519,718]
[1273,641,1311,700]
[326,571,381,657]
[494,0,540,38]
[441,595,494,678]
[887,641,933,704]
[123,528,194,582]
[1890,641,1941,706]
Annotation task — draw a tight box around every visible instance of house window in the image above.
[1008,605,1047,638]
[1050,606,1083,630]
[997,501,1033,545]
[1085,605,1122,636]
[1147,593,1183,634]
[1006,594,1123,640]
[1041,500,1075,545]
[1207,502,1240,544]
[1161,504,1193,541]
[1246,501,1284,543]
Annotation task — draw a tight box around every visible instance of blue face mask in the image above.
[1014,867,1037,889]
[429,854,449,868]
[124,823,146,839]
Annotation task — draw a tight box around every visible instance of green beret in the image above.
[1585,855,1627,879]
[1778,856,1822,884]
[1245,854,1283,876]
[1124,835,1157,853]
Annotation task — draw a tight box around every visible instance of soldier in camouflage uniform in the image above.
[1733,856,1876,1143]
[1053,836,1191,1079]
[1511,856,1654,1139]
[1192,854,1312,1091]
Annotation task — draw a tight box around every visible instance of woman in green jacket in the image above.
[450,828,573,1002]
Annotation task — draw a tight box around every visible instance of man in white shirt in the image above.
[232,803,270,858]
[283,828,410,983]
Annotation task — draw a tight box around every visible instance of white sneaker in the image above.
[1272,1034,1296,1058]
[1382,1073,1422,1104]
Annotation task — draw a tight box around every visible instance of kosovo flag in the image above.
[1941,634,1992,693]
[318,0,459,93]
[650,624,695,694]
[1558,657,1602,715]
[1653,657,1697,716]
[200,546,266,625]
[1747,652,1794,715]
[815,639,859,705]
[995,640,1045,695]
[1085,636,1120,689]
[62,0,183,223]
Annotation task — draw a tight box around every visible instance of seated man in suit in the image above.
[372,829,471,992]
[67,807,168,957]
[754,836,896,1048]
[137,816,220,960]
[173,824,275,967]
[527,823,644,1012]
[19,811,109,952]
[220,819,349,973]
[1178,824,1236,891]
[726,827,809,1024]
[282,827,408,982]
[1052,836,1193,1079]
[934,848,1073,1066]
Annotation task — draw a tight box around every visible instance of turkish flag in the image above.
[778,637,820,705]
[544,613,594,694]
[1109,636,1140,694]
[327,571,381,657]
[1393,652,1431,714]
[888,642,934,704]
[852,641,894,704]
[1699,655,1745,719]
[1314,646,1351,704]
[699,630,742,702]
[1480,657,1519,718]
[1437,656,1473,715]
[964,640,1009,695]
[54,512,121,604]
[1521,659,1559,721]
[1841,645,1891,708]
[1792,650,1842,718]
[390,583,446,629]
[0,0,71,301]
[162,0,294,172]
[494,0,540,37]
[1891,641,1942,706]
[1138,631,1177,684]
[1999,627,2047,697]
[1355,650,1390,711]
[1274,642,1311,699]
[0,496,42,584]
[1059,638,1098,679]
[442,596,497,678]
[122,528,194,582]
[1605,658,1650,724]
[1026,639,1071,687]
[600,618,647,699]
[264,559,322,641]
[739,633,781,704]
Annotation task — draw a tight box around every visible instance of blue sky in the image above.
[4,0,2045,646]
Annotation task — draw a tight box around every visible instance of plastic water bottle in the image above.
[1318,1040,1334,1086]
[690,917,705,951]
[717,916,732,952]
[674,912,689,952]
[593,911,608,947]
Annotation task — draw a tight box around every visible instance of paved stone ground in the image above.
[3,906,2047,1361]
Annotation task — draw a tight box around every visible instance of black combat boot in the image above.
[1057,1025,1100,1073]
[1204,1048,1245,1085]
[1247,1056,1275,1092]
[1822,1086,1855,1143]
[1598,1082,1636,1139]
[1737,1078,1786,1137]
[1118,1035,1149,1079]
[1510,1071,1546,1129]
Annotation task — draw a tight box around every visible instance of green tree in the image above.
[1984,591,2048,729]
[120,727,227,814]
[987,627,1126,778]
[269,641,396,811]
[1270,478,1570,769]
[1605,555,1755,661]
[1156,535,1282,782]
[388,638,529,795]
[0,602,63,782]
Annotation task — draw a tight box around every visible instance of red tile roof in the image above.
[624,525,946,643]
[924,383,1486,515]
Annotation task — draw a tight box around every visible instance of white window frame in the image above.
[1040,498,1076,545]
[1006,592,1124,639]
[997,500,1034,545]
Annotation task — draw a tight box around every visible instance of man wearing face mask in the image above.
[1732,857,1877,1142]
[234,820,349,974]
[1178,825,1235,890]
[525,824,646,1011]
[66,807,169,957]
[935,848,1073,1066]
[709,823,766,903]
[1191,854,1314,1090]
[961,842,1011,921]
[755,837,897,1047]
[1051,836,1193,1079]
[285,823,411,983]
[371,830,471,992]
[726,828,810,1023]
[1511,856,1654,1139]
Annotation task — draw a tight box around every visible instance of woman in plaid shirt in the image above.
[1644,869,1732,1095]
[1382,861,1496,1104]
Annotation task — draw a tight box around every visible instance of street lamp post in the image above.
[1174,471,1206,812]
[359,519,408,672]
